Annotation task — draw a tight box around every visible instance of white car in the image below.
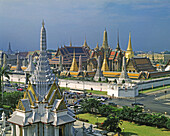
[97,98,105,102]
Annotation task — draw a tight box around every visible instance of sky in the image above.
[0,0,170,52]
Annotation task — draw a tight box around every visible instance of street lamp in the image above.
[83,80,84,91]
[66,82,68,90]
[18,78,20,87]
[100,83,102,91]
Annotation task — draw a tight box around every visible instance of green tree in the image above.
[0,66,10,92]
[122,79,125,84]
[81,98,100,114]
[102,114,123,132]
[166,119,170,129]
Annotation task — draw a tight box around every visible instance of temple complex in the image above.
[8,21,75,136]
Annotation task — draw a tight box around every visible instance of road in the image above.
[107,89,170,115]
[3,86,26,92]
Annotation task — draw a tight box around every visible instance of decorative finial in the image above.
[74,48,75,58]
[129,31,131,38]
[117,29,119,43]
[116,29,120,51]
[69,39,72,47]
[42,20,45,27]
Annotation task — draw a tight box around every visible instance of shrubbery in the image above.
[0,91,24,109]
[81,98,170,129]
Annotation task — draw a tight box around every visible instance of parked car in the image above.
[17,87,23,91]
[108,102,117,107]
[97,97,106,102]
[86,93,93,97]
[5,83,12,87]
[131,102,144,107]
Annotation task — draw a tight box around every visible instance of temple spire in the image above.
[102,28,108,50]
[94,55,105,81]
[7,42,13,55]
[125,32,134,60]
[95,42,99,50]
[42,20,45,27]
[15,54,22,71]
[115,30,120,51]
[69,49,78,71]
[25,55,35,73]
[127,32,132,51]
[69,39,72,47]
[30,21,55,100]
[59,55,63,71]
[118,56,131,83]
[78,55,83,72]
[40,20,47,51]
[82,36,89,48]
[101,53,109,71]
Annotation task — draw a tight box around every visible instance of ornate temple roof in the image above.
[109,50,125,61]
[126,57,156,72]
[49,46,90,65]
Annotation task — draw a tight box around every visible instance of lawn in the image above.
[85,89,107,95]
[140,85,170,94]
[76,113,170,136]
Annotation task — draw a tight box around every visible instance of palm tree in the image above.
[0,66,10,103]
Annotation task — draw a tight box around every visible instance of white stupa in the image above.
[8,21,76,136]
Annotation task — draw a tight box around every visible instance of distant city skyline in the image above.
[0,0,170,52]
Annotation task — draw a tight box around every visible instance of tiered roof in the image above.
[127,57,156,72]
[49,46,90,65]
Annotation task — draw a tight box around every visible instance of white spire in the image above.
[25,55,35,73]
[40,20,47,51]
[30,21,55,101]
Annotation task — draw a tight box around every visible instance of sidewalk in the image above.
[74,120,103,136]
